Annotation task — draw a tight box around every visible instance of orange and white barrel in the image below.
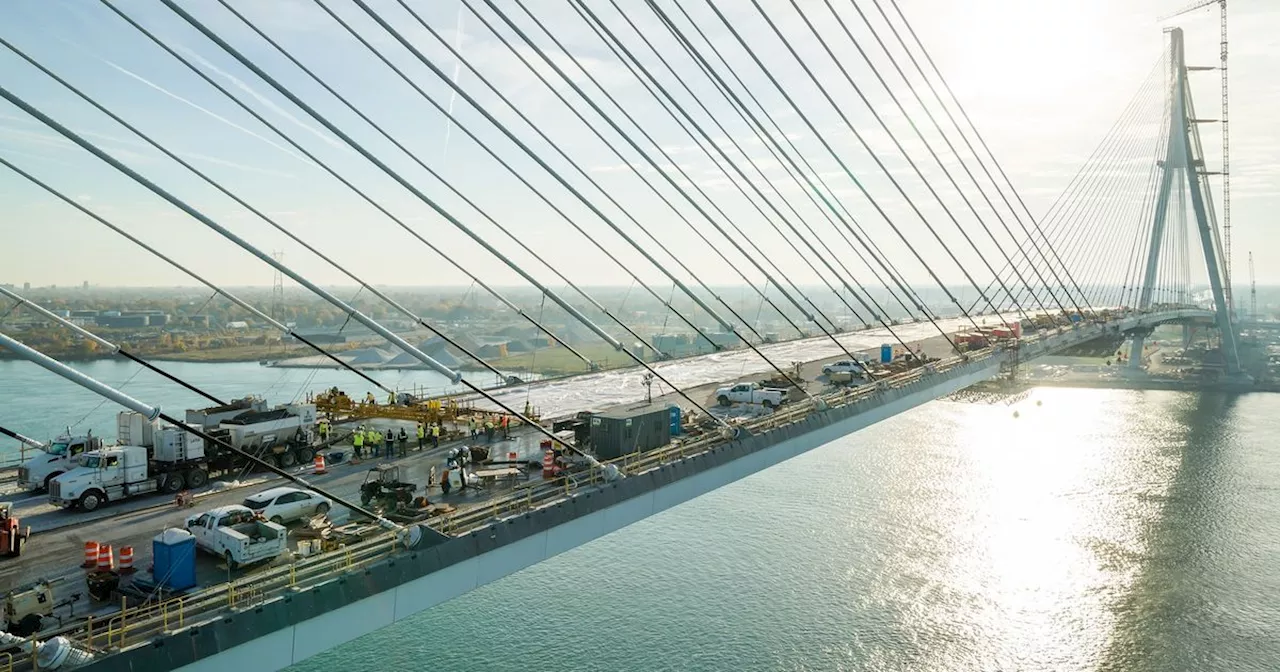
[96,544,114,572]
[314,454,327,474]
[119,546,135,574]
[82,541,100,568]
[542,449,556,478]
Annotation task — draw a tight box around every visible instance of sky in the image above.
[0,0,1277,295]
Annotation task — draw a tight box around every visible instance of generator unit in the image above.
[589,402,673,461]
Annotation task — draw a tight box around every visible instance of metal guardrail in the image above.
[42,313,1178,667]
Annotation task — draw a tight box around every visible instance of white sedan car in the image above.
[242,486,331,525]
[822,359,867,376]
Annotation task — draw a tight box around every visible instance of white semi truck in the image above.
[16,430,104,492]
[48,436,204,512]
[48,401,319,511]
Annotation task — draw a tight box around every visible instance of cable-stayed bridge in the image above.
[0,1,1239,670]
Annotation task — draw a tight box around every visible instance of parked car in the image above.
[822,359,868,376]
[242,486,331,525]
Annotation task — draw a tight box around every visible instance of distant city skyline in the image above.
[2,0,1277,294]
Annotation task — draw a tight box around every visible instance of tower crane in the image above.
[1162,0,1231,309]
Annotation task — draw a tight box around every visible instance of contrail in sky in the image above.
[441,2,465,166]
[101,58,314,167]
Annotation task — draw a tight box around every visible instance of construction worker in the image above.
[365,391,376,405]
[416,422,425,451]
[467,416,477,438]
[388,391,396,406]
[431,422,441,448]
[484,419,494,443]
[501,414,510,440]
[397,427,408,458]
[352,429,364,459]
[318,418,329,442]
[383,428,394,458]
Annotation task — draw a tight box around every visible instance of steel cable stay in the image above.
[656,0,983,351]
[734,0,1036,333]
[477,0,855,337]
[875,0,1094,313]
[0,330,394,527]
[780,0,1058,322]
[655,0,932,325]
[0,89,728,462]
[566,0,911,332]
[143,0,738,421]
[435,0,850,347]
[815,0,1071,318]
[206,0,684,362]
[386,0,803,347]
[556,0,926,361]
[967,55,1168,312]
[90,1,620,375]
[469,0,874,379]
[294,0,831,390]
[0,286,226,407]
[0,155,393,397]
[220,0,764,361]
[0,34,523,385]
[546,0,879,335]
[651,0,970,344]
[1031,69,1168,311]
[484,0,877,341]
[1104,98,1173,310]
[756,4,1042,330]
[1027,64,1168,309]
[1016,74,1165,312]
[848,0,1084,315]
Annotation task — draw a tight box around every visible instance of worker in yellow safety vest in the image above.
[318,419,329,442]
[416,422,425,451]
[387,391,395,405]
[468,417,477,439]
[431,422,441,448]
[365,391,376,405]
[352,429,364,459]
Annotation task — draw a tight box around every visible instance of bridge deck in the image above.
[0,310,1209,672]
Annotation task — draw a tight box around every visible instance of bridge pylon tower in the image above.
[1130,27,1241,376]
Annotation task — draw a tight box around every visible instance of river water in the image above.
[4,362,1278,670]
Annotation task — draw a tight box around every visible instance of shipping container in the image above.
[589,402,672,460]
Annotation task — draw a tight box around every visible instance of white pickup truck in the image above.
[714,382,788,408]
[185,505,288,569]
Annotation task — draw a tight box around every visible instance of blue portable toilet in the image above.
[880,343,893,364]
[152,528,198,591]
[668,405,682,436]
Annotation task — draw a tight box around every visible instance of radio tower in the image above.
[271,251,284,322]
